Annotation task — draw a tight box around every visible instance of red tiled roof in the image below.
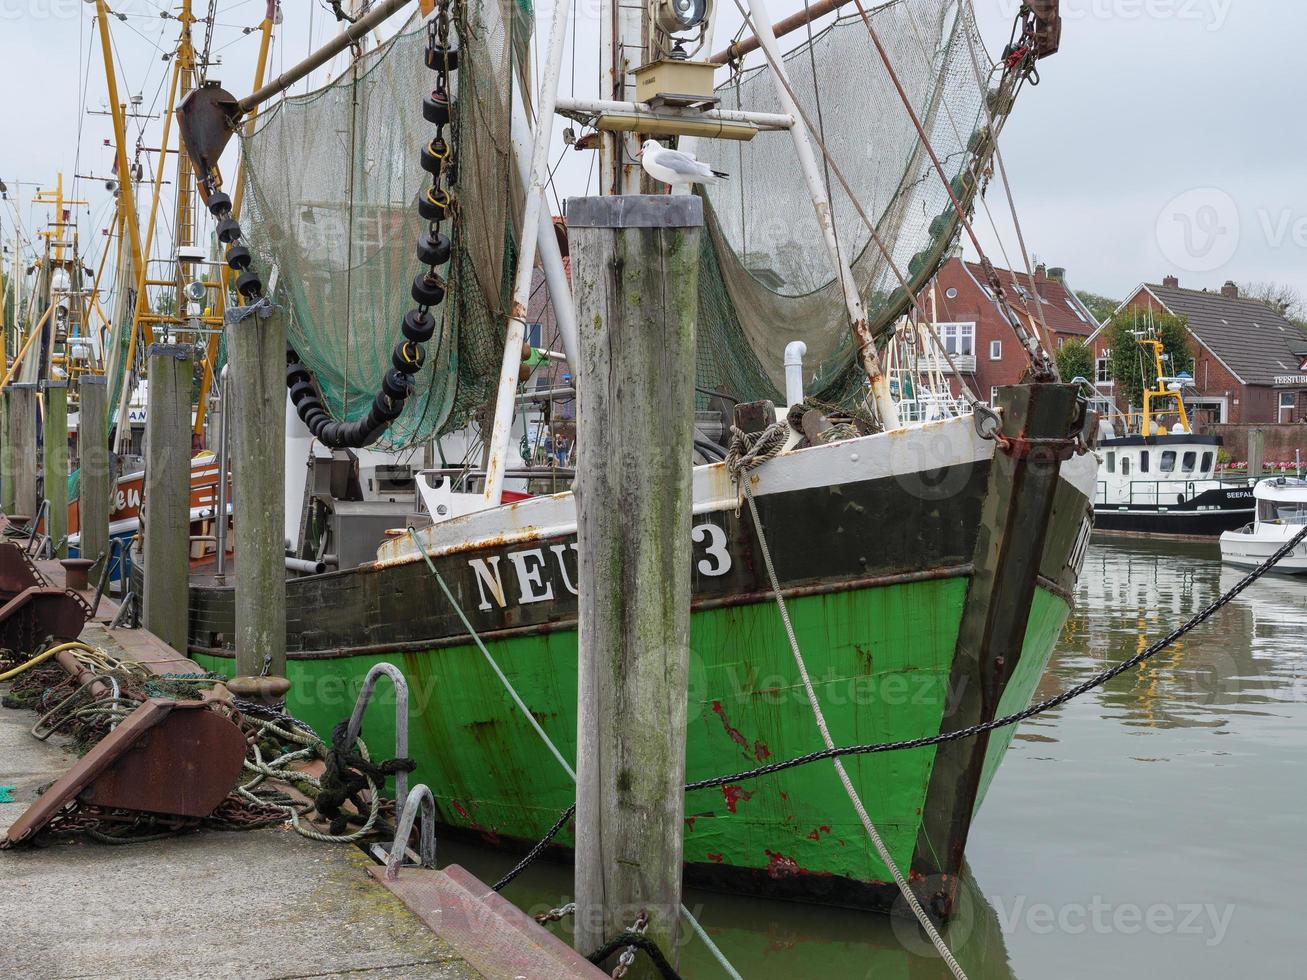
[962,260,1096,337]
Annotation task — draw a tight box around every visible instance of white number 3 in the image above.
[692,523,732,577]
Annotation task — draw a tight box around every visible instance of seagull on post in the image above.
[638,139,730,192]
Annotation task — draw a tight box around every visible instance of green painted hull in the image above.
[189,384,1096,913]
[197,577,1069,905]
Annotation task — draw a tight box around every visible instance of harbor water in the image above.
[444,535,1307,978]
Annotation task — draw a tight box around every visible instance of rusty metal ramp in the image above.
[1,698,246,847]
[369,863,606,980]
[0,541,91,651]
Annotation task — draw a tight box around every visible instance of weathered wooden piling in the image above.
[7,383,38,520]
[0,394,10,515]
[568,195,702,970]
[225,305,287,685]
[78,375,112,579]
[141,344,194,651]
[40,380,68,557]
[1248,428,1265,481]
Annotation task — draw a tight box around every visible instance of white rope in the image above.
[406,528,743,980]
[735,465,969,980]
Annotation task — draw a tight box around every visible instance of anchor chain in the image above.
[202,2,459,450]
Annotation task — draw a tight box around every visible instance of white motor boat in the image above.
[1220,478,1307,575]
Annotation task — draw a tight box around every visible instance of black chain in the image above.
[494,521,1307,889]
[203,3,457,450]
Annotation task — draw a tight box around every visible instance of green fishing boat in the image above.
[167,0,1085,917]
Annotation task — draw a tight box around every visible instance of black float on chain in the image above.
[208,4,458,450]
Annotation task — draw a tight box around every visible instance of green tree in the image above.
[1055,338,1094,383]
[1103,311,1194,409]
[1074,290,1120,324]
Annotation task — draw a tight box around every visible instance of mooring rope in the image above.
[406,528,744,980]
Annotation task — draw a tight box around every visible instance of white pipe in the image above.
[741,0,899,431]
[784,341,807,408]
[554,97,794,132]
[482,0,573,507]
[509,91,579,372]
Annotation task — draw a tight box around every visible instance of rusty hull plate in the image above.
[1,699,246,847]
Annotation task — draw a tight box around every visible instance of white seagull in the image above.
[638,139,730,192]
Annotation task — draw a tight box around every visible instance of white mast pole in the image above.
[481,0,574,506]
[741,0,900,430]
[509,93,579,371]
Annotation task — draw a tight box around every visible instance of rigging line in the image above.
[900,4,1051,358]
[954,6,1057,358]
[342,56,361,417]
[728,0,987,408]
[403,530,745,980]
[849,0,1049,373]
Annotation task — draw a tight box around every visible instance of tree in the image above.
[1055,338,1094,383]
[1075,290,1120,324]
[1238,280,1307,330]
[1103,310,1194,409]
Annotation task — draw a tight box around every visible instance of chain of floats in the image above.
[493,519,1307,892]
[206,6,458,450]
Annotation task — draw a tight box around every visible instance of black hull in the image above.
[1094,507,1251,536]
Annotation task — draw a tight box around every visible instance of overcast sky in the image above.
[1,0,1303,304]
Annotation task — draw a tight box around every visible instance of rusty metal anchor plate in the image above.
[1,699,246,847]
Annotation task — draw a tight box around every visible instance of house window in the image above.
[945,287,958,299]
[990,340,1002,360]
[1140,451,1150,473]
[1107,452,1116,474]
[1182,451,1197,473]
[1066,299,1088,323]
[526,322,543,347]
[1201,451,1214,473]
[1057,336,1067,348]
[1096,352,1112,384]
[990,386,1000,405]
[1281,391,1297,421]
[938,322,975,357]
[1160,450,1177,473]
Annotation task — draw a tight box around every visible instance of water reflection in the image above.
[444,839,1017,980]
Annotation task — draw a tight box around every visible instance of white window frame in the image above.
[936,321,975,358]
[989,339,1002,361]
[1096,351,1112,384]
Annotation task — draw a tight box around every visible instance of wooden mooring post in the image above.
[569,194,702,972]
[142,344,194,652]
[40,380,68,558]
[0,393,10,515]
[78,375,112,580]
[7,383,39,521]
[225,304,288,692]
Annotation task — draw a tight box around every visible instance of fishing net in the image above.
[237,0,1008,446]
[238,4,529,450]
[696,0,1005,404]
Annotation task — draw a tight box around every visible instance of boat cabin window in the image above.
[1140,451,1150,473]
[1201,451,1213,473]
[1160,450,1177,473]
[1259,499,1307,525]
[1182,451,1197,473]
[1121,456,1131,476]
[1106,452,1115,474]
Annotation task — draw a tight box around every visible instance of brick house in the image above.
[919,257,1100,405]
[1086,277,1307,426]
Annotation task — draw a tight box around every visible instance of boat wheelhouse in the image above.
[1094,433,1254,535]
